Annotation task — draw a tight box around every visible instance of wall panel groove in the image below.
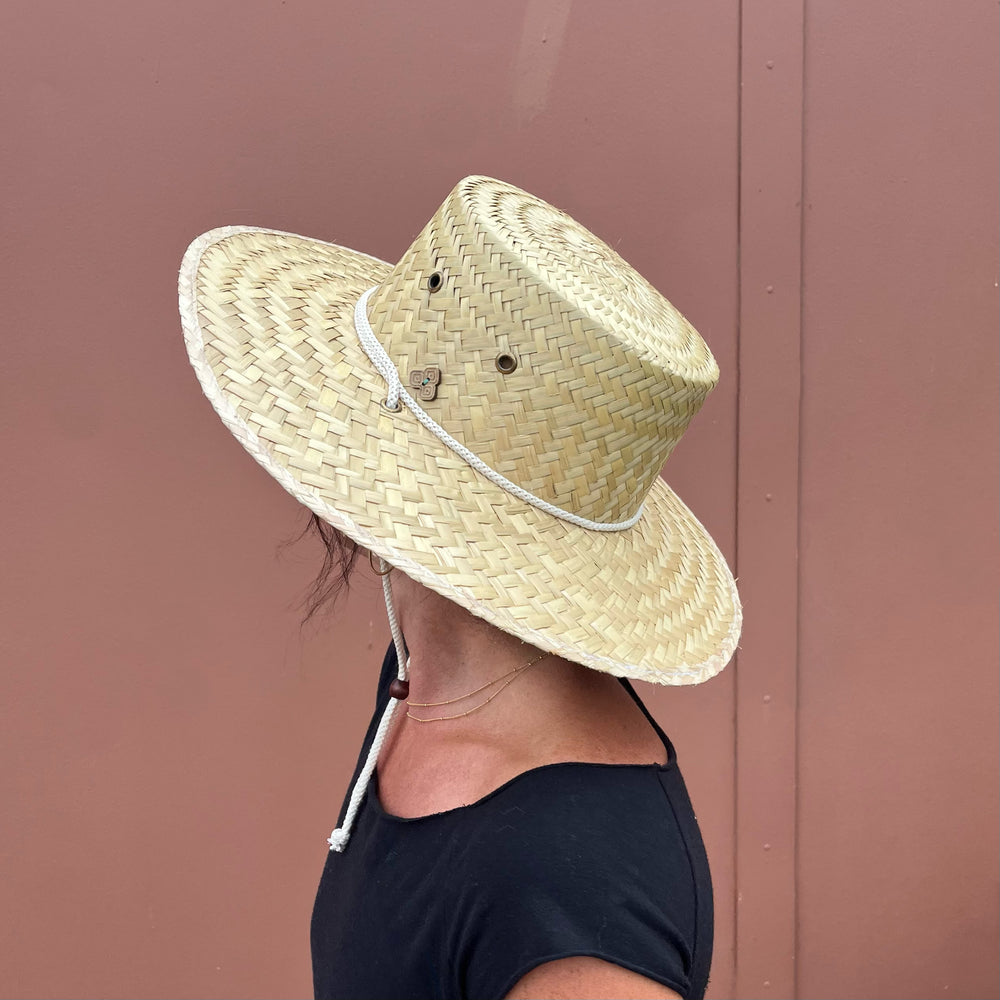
[735,2,805,997]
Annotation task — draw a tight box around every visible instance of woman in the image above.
[179,175,741,999]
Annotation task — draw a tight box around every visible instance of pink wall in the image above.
[797,5,999,997]
[1,3,995,999]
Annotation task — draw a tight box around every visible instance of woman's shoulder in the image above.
[446,758,707,1000]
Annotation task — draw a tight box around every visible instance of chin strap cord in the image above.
[327,559,408,852]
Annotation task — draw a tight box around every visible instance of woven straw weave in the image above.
[179,176,741,685]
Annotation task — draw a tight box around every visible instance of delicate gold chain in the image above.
[405,651,549,723]
[407,651,548,706]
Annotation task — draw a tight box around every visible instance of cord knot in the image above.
[327,828,349,852]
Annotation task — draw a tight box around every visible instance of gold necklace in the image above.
[405,651,549,723]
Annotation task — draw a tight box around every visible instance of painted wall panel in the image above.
[797,4,999,999]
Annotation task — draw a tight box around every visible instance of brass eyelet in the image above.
[495,353,518,374]
[427,271,443,293]
[382,397,402,413]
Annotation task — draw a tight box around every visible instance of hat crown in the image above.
[366,177,718,524]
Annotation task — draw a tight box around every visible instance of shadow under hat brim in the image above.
[180,226,741,685]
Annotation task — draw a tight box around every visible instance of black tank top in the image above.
[311,645,713,1000]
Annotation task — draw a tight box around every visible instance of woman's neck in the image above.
[374,568,667,818]
[387,570,547,710]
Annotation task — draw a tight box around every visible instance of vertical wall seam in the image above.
[793,5,808,998]
[735,0,804,995]
[732,2,744,996]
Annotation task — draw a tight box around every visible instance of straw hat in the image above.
[179,175,740,686]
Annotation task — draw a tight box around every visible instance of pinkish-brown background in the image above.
[1,2,996,998]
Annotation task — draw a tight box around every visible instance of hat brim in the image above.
[179,227,741,685]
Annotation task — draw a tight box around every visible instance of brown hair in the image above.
[300,513,361,620]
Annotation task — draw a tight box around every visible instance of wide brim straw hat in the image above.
[179,175,741,686]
